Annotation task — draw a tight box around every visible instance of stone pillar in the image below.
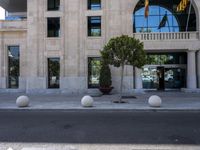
[197,50,200,88]
[187,50,197,89]
[135,67,143,89]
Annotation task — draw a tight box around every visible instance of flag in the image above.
[177,0,190,12]
[158,14,168,29]
[144,0,149,18]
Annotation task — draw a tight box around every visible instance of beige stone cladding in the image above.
[0,0,200,94]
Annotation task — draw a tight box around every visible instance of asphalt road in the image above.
[0,111,200,145]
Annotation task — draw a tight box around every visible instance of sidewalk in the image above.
[0,91,200,112]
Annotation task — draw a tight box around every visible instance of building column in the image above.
[197,50,200,88]
[135,67,143,89]
[187,50,197,89]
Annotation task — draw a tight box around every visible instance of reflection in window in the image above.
[88,57,101,88]
[142,67,186,89]
[146,53,187,65]
[88,0,101,10]
[48,0,60,11]
[133,0,196,33]
[48,58,60,89]
[8,46,20,89]
[47,17,60,37]
[164,68,186,89]
[88,16,101,36]
[142,67,157,89]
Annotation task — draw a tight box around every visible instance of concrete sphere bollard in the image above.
[16,96,30,107]
[148,95,162,107]
[81,95,94,107]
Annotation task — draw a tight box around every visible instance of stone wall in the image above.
[0,0,200,93]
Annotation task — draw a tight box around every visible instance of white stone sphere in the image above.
[81,95,94,107]
[148,95,162,107]
[16,95,30,107]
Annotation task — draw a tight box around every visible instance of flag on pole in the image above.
[144,0,149,18]
[177,0,190,12]
[158,14,168,29]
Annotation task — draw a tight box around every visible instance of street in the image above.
[0,111,200,149]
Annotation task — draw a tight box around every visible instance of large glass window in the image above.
[142,67,186,89]
[88,57,101,88]
[48,58,60,89]
[142,52,187,89]
[88,16,101,36]
[47,17,60,37]
[146,53,187,65]
[8,46,20,89]
[133,0,196,33]
[48,0,60,11]
[88,0,101,10]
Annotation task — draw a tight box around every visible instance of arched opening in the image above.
[133,0,197,33]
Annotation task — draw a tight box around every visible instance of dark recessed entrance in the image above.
[157,66,165,90]
[142,52,187,90]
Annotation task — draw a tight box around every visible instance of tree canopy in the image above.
[100,35,146,102]
[101,35,146,68]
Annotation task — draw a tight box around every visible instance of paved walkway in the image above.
[0,91,200,111]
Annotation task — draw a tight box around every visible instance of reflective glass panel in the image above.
[88,16,101,36]
[8,46,20,89]
[142,67,158,89]
[88,0,101,10]
[165,68,186,89]
[88,57,101,88]
[47,17,60,37]
[48,0,60,11]
[146,53,187,65]
[142,67,186,89]
[133,0,196,32]
[48,58,60,89]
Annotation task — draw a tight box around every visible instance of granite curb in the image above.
[0,107,200,113]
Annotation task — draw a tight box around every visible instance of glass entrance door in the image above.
[142,52,187,90]
[157,67,165,90]
[164,68,186,89]
[142,66,186,90]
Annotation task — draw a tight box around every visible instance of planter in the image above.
[99,87,113,95]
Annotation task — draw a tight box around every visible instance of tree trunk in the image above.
[119,64,125,102]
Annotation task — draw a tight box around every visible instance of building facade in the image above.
[0,0,200,94]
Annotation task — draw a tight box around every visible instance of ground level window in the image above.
[8,46,20,89]
[142,52,187,90]
[88,57,101,88]
[48,58,60,89]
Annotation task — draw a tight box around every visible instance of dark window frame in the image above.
[8,46,20,89]
[47,0,60,11]
[88,57,101,89]
[47,17,60,37]
[88,0,101,10]
[88,16,101,37]
[48,57,60,89]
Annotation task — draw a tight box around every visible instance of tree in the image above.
[99,61,113,94]
[99,61,112,88]
[100,35,146,102]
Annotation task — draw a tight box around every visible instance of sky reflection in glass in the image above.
[134,6,179,33]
